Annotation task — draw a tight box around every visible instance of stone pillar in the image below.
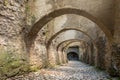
[48,44,60,67]
[107,43,120,77]
[108,0,120,76]
[57,51,62,64]
[89,43,95,65]
[62,51,68,64]
[114,0,120,43]
[95,37,106,69]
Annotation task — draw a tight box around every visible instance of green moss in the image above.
[20,64,30,72]
[5,68,19,77]
[29,65,40,72]
[25,3,37,27]
[0,47,30,78]
[31,15,36,24]
[10,60,24,68]
[25,4,30,13]
[47,63,58,69]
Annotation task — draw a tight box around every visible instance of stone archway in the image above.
[26,8,113,47]
[57,38,97,65]
[24,8,116,76]
[46,28,94,66]
[47,28,94,49]
[55,39,90,65]
[56,39,87,51]
[46,28,97,65]
[62,41,85,53]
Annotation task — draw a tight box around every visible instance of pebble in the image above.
[7,61,119,80]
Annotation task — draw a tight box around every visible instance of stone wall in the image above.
[114,0,120,43]
[48,45,60,67]
[108,0,120,76]
[25,0,52,70]
[55,0,114,32]
[0,0,29,78]
[0,0,54,78]
[95,37,106,69]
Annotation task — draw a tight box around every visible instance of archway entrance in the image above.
[67,52,79,61]
[26,8,113,48]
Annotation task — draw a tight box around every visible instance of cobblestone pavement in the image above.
[7,61,119,80]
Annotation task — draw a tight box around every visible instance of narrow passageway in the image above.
[7,61,118,80]
[0,0,120,79]
[67,52,79,61]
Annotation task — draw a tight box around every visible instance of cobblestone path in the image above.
[7,61,119,80]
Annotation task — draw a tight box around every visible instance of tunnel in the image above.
[67,52,79,61]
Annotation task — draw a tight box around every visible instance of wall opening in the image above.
[67,46,79,61]
[67,52,79,61]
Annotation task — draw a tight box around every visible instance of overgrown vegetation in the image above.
[29,65,40,72]
[0,46,30,79]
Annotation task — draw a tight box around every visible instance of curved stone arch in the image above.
[47,28,94,49]
[61,41,80,52]
[57,39,85,51]
[67,51,79,56]
[62,41,85,52]
[63,41,91,53]
[58,39,91,53]
[27,8,113,43]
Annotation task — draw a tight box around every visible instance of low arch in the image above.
[27,8,113,45]
[47,28,94,49]
[57,39,86,51]
[62,41,82,52]
[58,39,91,53]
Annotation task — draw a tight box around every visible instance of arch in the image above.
[27,8,113,43]
[47,28,93,49]
[62,41,85,52]
[57,39,86,51]
[59,39,90,53]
